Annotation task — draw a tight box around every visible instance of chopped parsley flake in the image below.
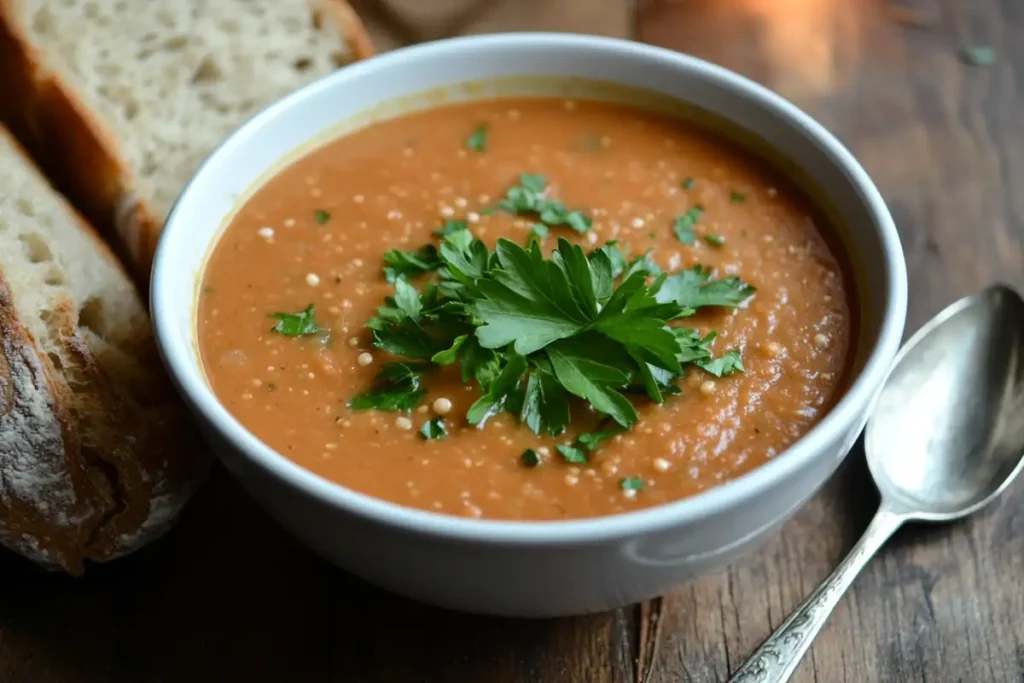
[620,476,645,491]
[520,448,541,468]
[682,177,695,189]
[314,209,331,224]
[497,173,592,234]
[420,417,448,439]
[673,206,704,244]
[577,427,625,451]
[466,123,489,151]
[269,304,321,336]
[697,348,745,377]
[729,191,746,204]
[556,444,588,464]
[349,361,431,412]
[704,234,726,247]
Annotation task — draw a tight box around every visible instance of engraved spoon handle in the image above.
[728,505,905,683]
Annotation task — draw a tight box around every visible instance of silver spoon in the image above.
[729,285,1024,683]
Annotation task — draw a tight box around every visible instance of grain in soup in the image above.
[198,97,853,520]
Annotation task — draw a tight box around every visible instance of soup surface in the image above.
[198,97,852,520]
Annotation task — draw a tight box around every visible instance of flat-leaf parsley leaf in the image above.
[656,266,755,312]
[349,362,431,412]
[383,245,442,283]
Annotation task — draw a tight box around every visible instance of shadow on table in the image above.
[2,444,977,683]
[0,466,608,683]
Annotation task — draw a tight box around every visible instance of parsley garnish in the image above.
[315,209,331,224]
[578,426,625,450]
[528,222,549,244]
[353,230,752,442]
[729,191,746,204]
[704,234,726,247]
[466,123,489,151]
[624,250,662,279]
[420,417,448,439]
[365,278,447,359]
[620,476,645,491]
[270,304,321,336]
[520,449,541,468]
[435,219,469,237]
[656,266,755,313]
[556,444,588,464]
[682,177,695,189]
[497,173,592,234]
[467,353,528,427]
[383,245,441,283]
[673,206,704,244]
[349,362,430,412]
[697,348,744,377]
[554,425,624,464]
[520,368,569,435]
[594,241,628,278]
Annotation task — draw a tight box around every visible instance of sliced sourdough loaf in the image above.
[0,125,205,574]
[0,0,373,284]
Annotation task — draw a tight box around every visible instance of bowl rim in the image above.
[152,32,908,546]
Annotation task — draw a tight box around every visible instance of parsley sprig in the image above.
[497,174,592,234]
[351,230,754,439]
[383,245,441,283]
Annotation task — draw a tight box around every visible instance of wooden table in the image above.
[2,1,1023,681]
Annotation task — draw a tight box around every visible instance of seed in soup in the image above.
[198,97,852,520]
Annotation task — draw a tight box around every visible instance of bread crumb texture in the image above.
[18,0,352,222]
[0,129,205,572]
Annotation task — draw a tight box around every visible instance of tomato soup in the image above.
[198,97,852,520]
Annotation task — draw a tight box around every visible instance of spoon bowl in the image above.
[866,285,1024,520]
[730,285,1024,683]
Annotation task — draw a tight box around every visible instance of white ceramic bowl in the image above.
[152,33,907,617]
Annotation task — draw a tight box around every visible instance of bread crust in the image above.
[0,0,375,290]
[0,127,207,573]
[0,276,108,572]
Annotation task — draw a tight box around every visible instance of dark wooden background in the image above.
[2,1,1023,681]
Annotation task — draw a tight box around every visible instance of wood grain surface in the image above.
[2,1,1023,681]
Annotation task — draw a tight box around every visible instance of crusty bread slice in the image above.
[0,125,205,574]
[0,0,373,286]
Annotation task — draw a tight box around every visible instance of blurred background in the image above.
[352,0,1021,331]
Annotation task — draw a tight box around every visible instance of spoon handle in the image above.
[727,505,905,683]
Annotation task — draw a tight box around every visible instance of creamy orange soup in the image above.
[198,97,852,520]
